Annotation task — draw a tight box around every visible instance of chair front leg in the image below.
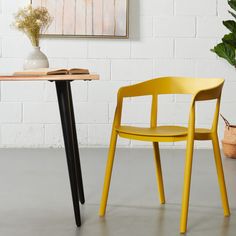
[153,142,165,204]
[99,129,118,216]
[212,134,230,216]
[180,136,194,234]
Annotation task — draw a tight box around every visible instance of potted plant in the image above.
[13,4,52,70]
[211,0,236,158]
[211,0,236,65]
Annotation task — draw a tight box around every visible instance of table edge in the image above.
[0,74,100,81]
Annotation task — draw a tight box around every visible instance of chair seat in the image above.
[116,125,211,138]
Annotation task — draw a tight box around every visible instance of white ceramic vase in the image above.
[23,46,49,70]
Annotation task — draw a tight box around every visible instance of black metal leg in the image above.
[67,84,85,204]
[55,80,84,226]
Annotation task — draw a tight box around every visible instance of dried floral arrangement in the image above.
[13,4,52,47]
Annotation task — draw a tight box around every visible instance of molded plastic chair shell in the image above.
[99,77,230,233]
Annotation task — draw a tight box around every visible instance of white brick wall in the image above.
[154,16,195,37]
[175,39,216,59]
[175,0,217,16]
[0,0,235,148]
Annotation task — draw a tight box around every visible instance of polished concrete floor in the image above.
[0,148,235,236]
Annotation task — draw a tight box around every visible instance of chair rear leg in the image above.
[180,137,194,234]
[99,130,118,216]
[212,134,230,216]
[153,142,165,204]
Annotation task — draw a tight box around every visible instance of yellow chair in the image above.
[99,77,230,233]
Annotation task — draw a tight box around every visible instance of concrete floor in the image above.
[0,148,235,236]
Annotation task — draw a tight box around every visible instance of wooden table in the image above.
[0,74,99,226]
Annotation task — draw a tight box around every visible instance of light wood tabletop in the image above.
[0,74,99,81]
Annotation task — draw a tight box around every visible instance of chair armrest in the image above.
[194,85,223,101]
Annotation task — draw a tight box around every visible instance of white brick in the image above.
[1,81,45,101]
[0,37,2,56]
[44,81,88,102]
[197,17,227,38]
[45,124,64,147]
[40,38,87,58]
[195,59,236,81]
[109,98,175,125]
[217,0,231,17]
[72,82,88,102]
[88,124,111,145]
[109,100,152,125]
[154,16,195,37]
[0,14,4,35]
[68,59,111,80]
[173,102,216,126]
[2,36,31,58]
[137,0,156,16]
[48,58,68,68]
[45,124,88,147]
[108,97,150,124]
[1,0,29,15]
[88,124,129,146]
[154,59,196,77]
[158,94,174,103]
[175,39,216,59]
[88,40,130,58]
[131,38,174,58]
[0,103,21,123]
[74,102,108,124]
[109,103,118,124]
[138,0,174,16]
[175,94,192,103]
[196,101,215,124]
[129,16,153,39]
[218,123,225,141]
[1,124,44,147]
[111,59,153,81]
[173,103,191,124]
[44,83,56,102]
[157,103,175,124]
[109,98,176,125]
[0,14,20,36]
[175,0,217,16]
[220,103,236,124]
[0,58,24,73]
[23,103,60,124]
[88,81,128,102]
[221,82,236,103]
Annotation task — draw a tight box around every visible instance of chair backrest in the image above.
[118,77,224,100]
[116,77,225,132]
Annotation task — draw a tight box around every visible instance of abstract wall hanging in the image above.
[31,0,129,38]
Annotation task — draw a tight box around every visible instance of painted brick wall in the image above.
[0,0,235,148]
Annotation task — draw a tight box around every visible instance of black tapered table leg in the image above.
[67,83,85,204]
[55,80,84,226]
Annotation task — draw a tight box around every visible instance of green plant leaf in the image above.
[229,10,236,19]
[223,20,236,33]
[211,43,236,66]
[222,33,236,48]
[228,0,236,11]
